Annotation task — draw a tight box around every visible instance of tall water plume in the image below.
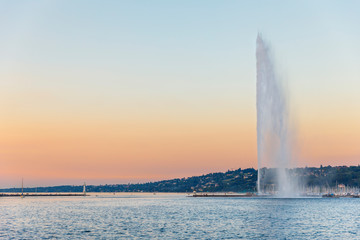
[256,34,297,197]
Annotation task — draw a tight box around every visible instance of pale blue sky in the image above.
[1,0,359,104]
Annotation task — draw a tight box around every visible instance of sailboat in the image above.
[83,182,86,196]
[21,178,24,198]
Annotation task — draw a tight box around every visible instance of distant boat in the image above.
[83,182,86,196]
[21,178,24,199]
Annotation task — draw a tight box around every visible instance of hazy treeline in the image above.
[1,165,360,193]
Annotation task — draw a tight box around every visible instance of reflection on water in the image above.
[1,193,359,239]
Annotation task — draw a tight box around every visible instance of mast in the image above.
[83,182,86,196]
[21,178,24,198]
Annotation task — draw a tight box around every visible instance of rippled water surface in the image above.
[1,194,360,239]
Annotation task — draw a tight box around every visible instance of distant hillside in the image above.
[1,165,360,193]
[0,168,257,193]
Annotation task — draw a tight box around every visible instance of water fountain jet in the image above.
[256,34,297,197]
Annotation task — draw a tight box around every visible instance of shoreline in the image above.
[0,193,86,197]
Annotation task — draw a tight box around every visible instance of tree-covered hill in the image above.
[1,168,257,193]
[1,165,360,193]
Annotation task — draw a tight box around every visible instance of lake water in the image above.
[1,193,359,239]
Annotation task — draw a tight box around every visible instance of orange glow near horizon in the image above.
[0,110,259,186]
[1,102,359,187]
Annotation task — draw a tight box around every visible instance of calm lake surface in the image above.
[1,193,359,239]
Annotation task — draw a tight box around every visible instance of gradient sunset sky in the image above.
[1,1,359,187]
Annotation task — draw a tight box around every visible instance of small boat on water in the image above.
[322,193,339,198]
[322,193,360,198]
